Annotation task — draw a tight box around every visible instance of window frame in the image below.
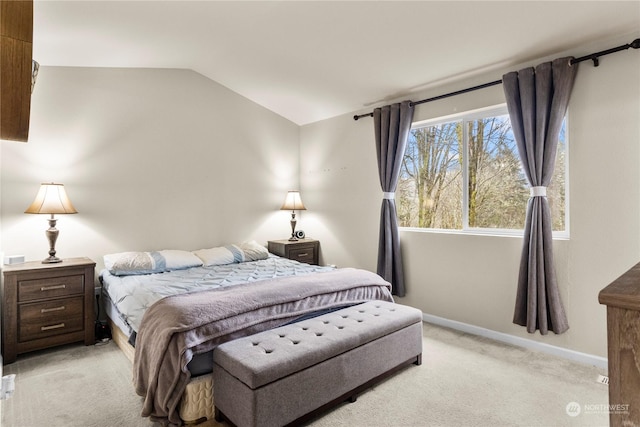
[399,104,570,239]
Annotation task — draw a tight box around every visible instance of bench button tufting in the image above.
[315,332,323,336]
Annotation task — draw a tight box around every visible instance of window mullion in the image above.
[462,119,469,230]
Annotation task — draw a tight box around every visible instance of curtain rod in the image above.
[353,38,640,121]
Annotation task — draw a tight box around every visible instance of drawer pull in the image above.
[297,253,309,257]
[40,284,66,292]
[41,306,65,314]
[41,323,65,331]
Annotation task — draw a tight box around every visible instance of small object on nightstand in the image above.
[268,239,319,265]
[1,257,96,363]
[4,255,25,265]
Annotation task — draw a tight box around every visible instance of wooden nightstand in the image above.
[2,257,96,363]
[267,239,319,265]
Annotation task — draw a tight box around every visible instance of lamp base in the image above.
[43,216,62,264]
[288,211,299,241]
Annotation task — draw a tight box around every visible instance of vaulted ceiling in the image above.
[33,1,640,125]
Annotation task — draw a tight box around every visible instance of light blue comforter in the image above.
[100,255,334,332]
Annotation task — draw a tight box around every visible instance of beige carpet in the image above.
[1,323,609,427]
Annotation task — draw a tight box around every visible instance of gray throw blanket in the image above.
[133,268,393,426]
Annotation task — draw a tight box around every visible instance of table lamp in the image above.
[280,190,306,241]
[24,183,78,263]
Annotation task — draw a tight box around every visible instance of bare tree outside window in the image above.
[399,122,462,229]
[397,106,567,234]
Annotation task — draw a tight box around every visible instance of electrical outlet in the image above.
[597,375,609,385]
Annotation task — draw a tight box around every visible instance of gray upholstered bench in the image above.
[212,300,423,427]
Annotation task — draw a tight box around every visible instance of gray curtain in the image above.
[502,57,576,334]
[373,101,414,296]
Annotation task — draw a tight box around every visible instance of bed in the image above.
[99,241,394,426]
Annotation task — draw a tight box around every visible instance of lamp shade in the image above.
[25,183,78,215]
[280,191,306,211]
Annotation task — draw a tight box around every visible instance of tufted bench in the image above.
[212,300,423,427]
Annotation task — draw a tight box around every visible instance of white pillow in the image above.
[193,241,269,266]
[192,246,237,267]
[104,250,202,276]
[159,250,203,271]
[238,240,269,261]
[104,251,157,276]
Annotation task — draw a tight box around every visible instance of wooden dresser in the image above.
[598,261,640,426]
[2,257,96,363]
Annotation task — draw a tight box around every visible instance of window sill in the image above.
[399,227,569,241]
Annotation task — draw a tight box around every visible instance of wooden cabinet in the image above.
[267,239,319,265]
[0,0,33,142]
[2,257,96,363]
[598,261,640,426]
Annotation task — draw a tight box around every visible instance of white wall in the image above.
[0,67,300,272]
[300,33,640,358]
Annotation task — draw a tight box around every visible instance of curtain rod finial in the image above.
[631,38,640,49]
[353,112,373,121]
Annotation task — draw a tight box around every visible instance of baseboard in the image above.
[422,313,608,370]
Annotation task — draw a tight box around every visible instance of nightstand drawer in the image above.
[17,274,84,302]
[289,246,317,264]
[18,296,84,342]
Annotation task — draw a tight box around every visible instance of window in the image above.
[397,105,567,235]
